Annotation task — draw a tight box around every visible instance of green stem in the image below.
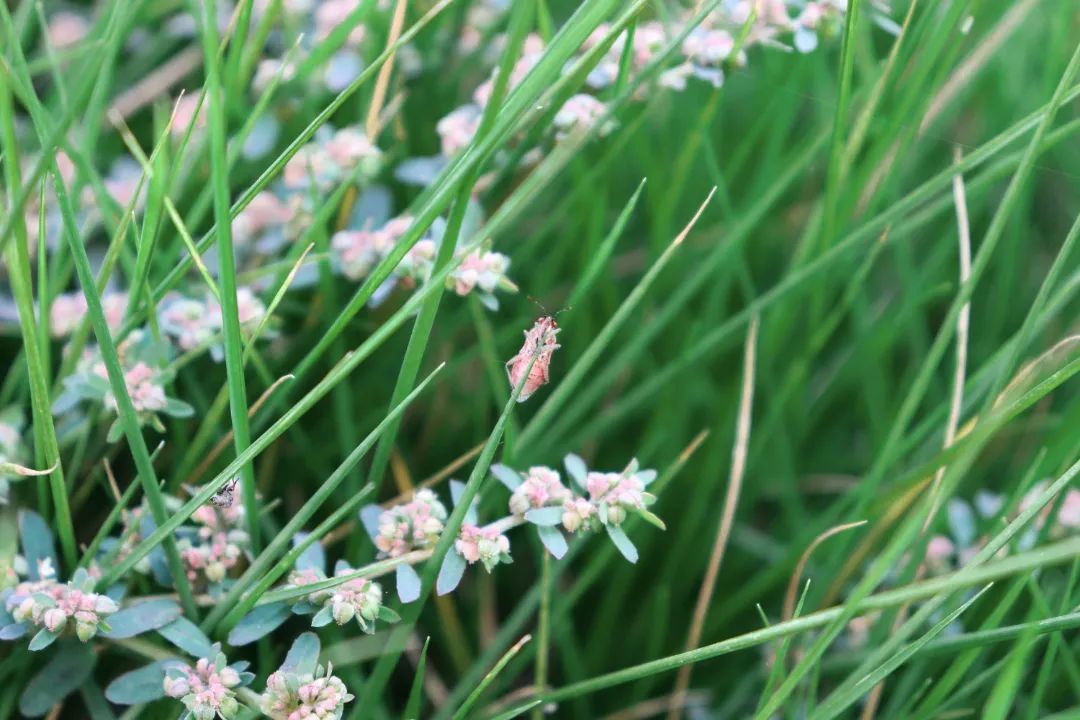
[199,0,261,551]
[533,552,552,720]
[0,73,77,570]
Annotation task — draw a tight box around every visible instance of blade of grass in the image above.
[0,72,77,569]
[203,364,446,633]
[667,315,757,720]
[51,165,199,618]
[403,637,430,720]
[452,635,532,720]
[364,0,536,500]
[809,585,993,719]
[500,532,1080,711]
[199,0,261,552]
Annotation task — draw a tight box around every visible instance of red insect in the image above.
[506,315,561,402]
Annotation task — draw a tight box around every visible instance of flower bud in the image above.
[218,695,239,718]
[94,595,118,614]
[358,593,381,622]
[508,492,531,516]
[206,561,226,583]
[43,607,67,632]
[75,618,98,642]
[562,509,582,533]
[14,597,35,622]
[163,676,191,698]
[332,601,355,625]
[219,666,241,687]
[607,504,627,526]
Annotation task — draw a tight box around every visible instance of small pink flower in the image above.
[253,58,297,94]
[49,293,88,337]
[509,466,571,515]
[436,105,481,157]
[171,94,206,139]
[326,127,381,171]
[1058,490,1080,529]
[233,191,292,246]
[315,0,366,45]
[374,489,448,557]
[553,94,612,139]
[332,229,392,281]
[455,524,510,571]
[43,607,66,632]
[46,12,89,48]
[924,535,955,571]
[283,145,335,189]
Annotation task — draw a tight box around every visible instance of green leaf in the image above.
[397,563,422,604]
[158,616,214,658]
[490,464,523,491]
[563,454,587,489]
[436,551,468,596]
[311,605,334,628]
[605,525,638,564]
[537,526,568,560]
[280,631,321,676]
[227,602,292,647]
[19,640,96,716]
[402,636,430,720]
[104,660,179,705]
[636,509,667,532]
[28,627,62,651]
[292,532,326,575]
[100,599,182,639]
[0,622,30,640]
[20,510,57,579]
[524,507,564,526]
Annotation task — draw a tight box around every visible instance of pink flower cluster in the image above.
[374,489,448,558]
[164,655,242,720]
[553,94,613,139]
[45,11,89,49]
[291,565,385,630]
[314,0,366,45]
[179,530,248,584]
[232,191,295,248]
[180,494,249,585]
[50,291,128,338]
[97,362,167,415]
[332,223,516,308]
[332,216,413,281]
[455,524,511,572]
[325,573,383,628]
[160,288,268,352]
[261,664,354,720]
[448,249,513,297]
[283,126,382,191]
[1020,483,1080,537]
[585,471,648,526]
[498,458,661,536]
[923,535,956,575]
[508,466,573,516]
[6,573,117,642]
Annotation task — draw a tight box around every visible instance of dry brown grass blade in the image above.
[924,146,973,530]
[667,316,758,720]
[364,0,409,140]
[783,520,868,622]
